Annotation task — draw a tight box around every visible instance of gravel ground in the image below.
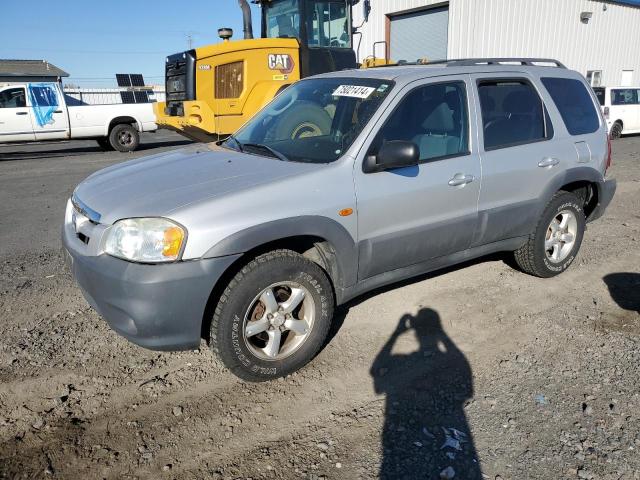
[0,133,639,480]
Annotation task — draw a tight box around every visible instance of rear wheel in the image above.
[610,122,623,140]
[514,192,585,277]
[109,124,139,152]
[211,250,334,382]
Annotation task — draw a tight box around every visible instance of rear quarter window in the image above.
[541,77,600,136]
[593,87,606,106]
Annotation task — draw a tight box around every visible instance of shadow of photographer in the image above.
[371,308,482,479]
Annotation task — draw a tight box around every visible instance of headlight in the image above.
[104,218,186,263]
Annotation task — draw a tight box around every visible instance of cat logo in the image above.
[267,53,294,74]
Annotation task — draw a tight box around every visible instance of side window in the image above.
[611,88,639,105]
[0,88,26,108]
[541,77,600,136]
[370,82,469,162]
[478,79,549,150]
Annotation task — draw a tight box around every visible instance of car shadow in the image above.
[0,139,193,161]
[370,308,482,478]
[603,272,640,313]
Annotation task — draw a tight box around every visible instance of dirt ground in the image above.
[1,134,639,480]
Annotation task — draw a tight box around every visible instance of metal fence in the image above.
[63,87,166,105]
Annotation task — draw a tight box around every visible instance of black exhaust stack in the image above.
[238,0,254,39]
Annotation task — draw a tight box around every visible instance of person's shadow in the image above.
[371,308,482,479]
[603,273,640,313]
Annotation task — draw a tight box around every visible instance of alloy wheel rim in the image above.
[545,210,578,263]
[243,281,315,361]
[118,131,133,146]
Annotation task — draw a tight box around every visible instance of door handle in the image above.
[54,110,63,113]
[538,157,560,168]
[16,112,28,116]
[448,174,475,187]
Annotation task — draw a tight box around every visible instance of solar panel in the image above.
[116,74,132,87]
[134,90,151,103]
[130,74,145,87]
[120,91,136,104]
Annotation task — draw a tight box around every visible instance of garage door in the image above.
[390,6,449,63]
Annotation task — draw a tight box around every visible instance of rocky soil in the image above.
[0,136,639,479]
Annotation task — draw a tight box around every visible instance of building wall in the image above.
[353,0,640,86]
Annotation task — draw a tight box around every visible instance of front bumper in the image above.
[63,226,240,351]
[588,177,617,223]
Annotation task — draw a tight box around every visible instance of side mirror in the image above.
[363,0,371,22]
[363,140,420,173]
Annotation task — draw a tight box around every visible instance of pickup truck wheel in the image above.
[211,249,334,382]
[514,191,585,278]
[96,138,114,151]
[109,124,139,152]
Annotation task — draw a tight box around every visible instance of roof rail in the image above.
[427,58,567,68]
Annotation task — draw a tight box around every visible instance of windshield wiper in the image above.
[242,143,289,162]
[224,135,243,152]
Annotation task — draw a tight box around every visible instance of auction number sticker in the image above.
[332,85,375,99]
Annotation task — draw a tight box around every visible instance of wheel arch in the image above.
[200,216,358,339]
[538,167,604,223]
[106,116,140,136]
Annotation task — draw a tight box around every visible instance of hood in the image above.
[73,144,323,224]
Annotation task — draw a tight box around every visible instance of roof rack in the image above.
[381,58,566,69]
[436,58,566,68]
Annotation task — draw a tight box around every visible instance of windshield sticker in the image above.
[376,84,390,93]
[332,85,376,99]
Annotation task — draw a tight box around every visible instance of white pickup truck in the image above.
[0,82,157,152]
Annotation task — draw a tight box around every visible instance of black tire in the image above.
[274,101,332,139]
[109,124,139,152]
[96,137,114,151]
[610,122,623,140]
[514,191,586,278]
[211,249,334,382]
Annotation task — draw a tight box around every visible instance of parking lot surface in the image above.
[1,134,639,479]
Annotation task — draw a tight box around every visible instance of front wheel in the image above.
[211,250,334,382]
[514,191,586,277]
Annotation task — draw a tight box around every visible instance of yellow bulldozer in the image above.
[154,0,384,143]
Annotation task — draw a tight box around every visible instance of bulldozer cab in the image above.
[260,0,357,76]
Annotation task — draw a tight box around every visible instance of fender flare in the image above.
[536,166,604,220]
[204,216,358,288]
[104,115,142,137]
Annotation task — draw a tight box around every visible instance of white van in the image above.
[593,86,640,139]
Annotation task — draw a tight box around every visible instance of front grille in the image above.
[215,61,244,99]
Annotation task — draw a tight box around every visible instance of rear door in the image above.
[470,74,572,246]
[0,86,35,142]
[28,83,69,141]
[354,75,481,279]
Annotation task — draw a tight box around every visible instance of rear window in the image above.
[541,78,600,136]
[478,79,551,150]
[593,87,606,106]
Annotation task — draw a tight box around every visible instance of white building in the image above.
[353,0,640,87]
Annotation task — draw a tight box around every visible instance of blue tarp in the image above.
[27,83,59,127]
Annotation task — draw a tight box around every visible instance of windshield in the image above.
[265,0,301,39]
[307,1,351,48]
[227,77,394,163]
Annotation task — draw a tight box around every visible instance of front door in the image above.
[354,76,481,280]
[28,83,69,141]
[0,86,35,142]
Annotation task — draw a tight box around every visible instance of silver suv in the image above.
[63,58,616,381]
